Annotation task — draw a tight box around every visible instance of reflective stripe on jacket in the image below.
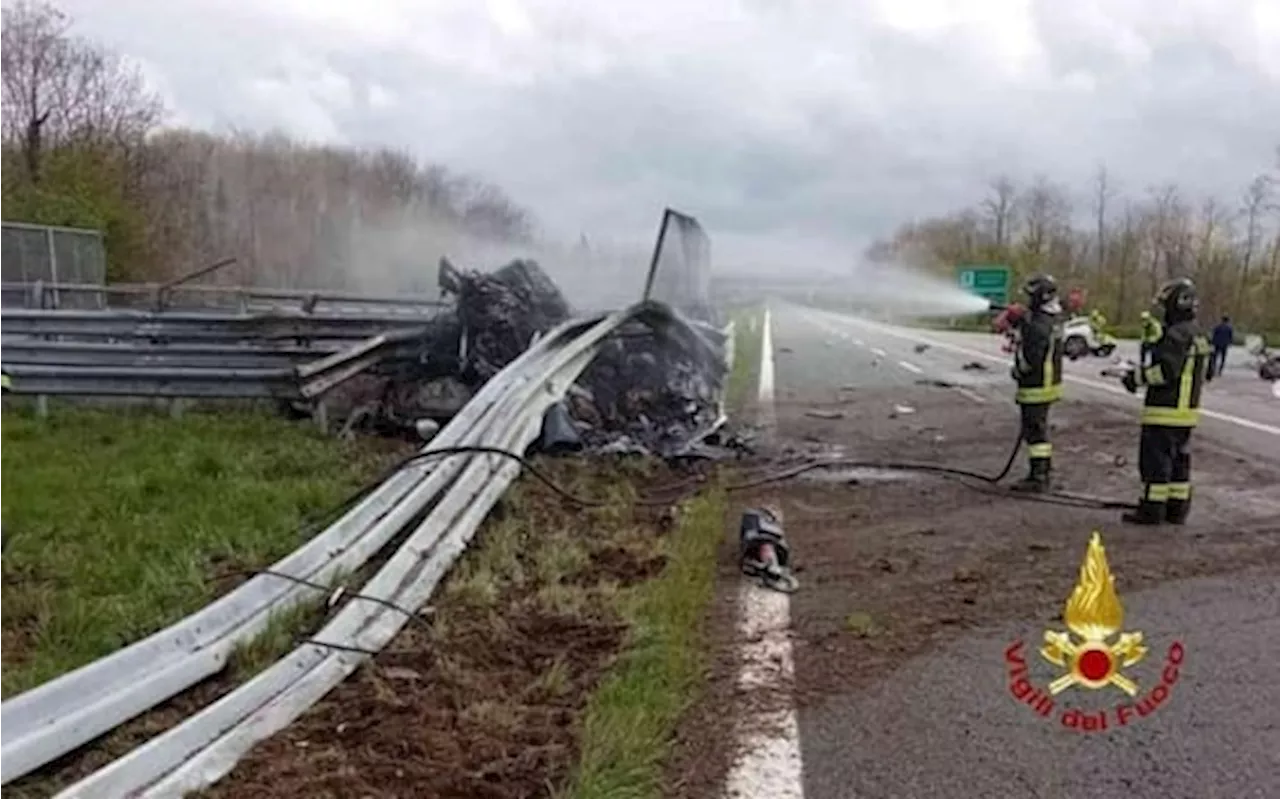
[1014,311,1064,405]
[1138,319,1210,427]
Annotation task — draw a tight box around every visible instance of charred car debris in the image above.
[317,256,745,461]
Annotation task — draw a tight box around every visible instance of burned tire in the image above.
[1064,335,1088,360]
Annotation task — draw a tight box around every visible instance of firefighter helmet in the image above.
[1155,277,1198,322]
[1022,273,1059,311]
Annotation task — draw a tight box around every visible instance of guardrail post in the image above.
[30,279,52,413]
[314,400,329,434]
[169,398,186,419]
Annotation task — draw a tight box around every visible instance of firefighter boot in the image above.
[1165,497,1191,525]
[1009,461,1050,493]
[1122,501,1164,526]
[1011,458,1051,493]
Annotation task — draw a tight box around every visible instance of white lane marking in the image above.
[956,387,987,404]
[896,360,924,375]
[871,347,887,358]
[723,307,804,799]
[829,312,1280,437]
[758,307,777,430]
[723,589,804,799]
[854,338,865,347]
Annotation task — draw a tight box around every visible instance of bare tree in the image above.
[1091,165,1115,274]
[1237,173,1273,308]
[2,0,161,181]
[1018,175,1071,266]
[982,176,1017,250]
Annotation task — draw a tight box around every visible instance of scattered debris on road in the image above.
[915,378,955,389]
[739,506,799,593]
[962,361,989,371]
[890,404,916,417]
[805,409,845,420]
[913,343,930,354]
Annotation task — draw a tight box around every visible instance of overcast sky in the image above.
[46,0,1280,268]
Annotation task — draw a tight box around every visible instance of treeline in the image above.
[1,0,534,288]
[867,163,1280,331]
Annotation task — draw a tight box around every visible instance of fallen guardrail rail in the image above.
[1,302,722,794]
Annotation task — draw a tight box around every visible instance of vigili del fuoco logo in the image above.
[1004,532,1185,731]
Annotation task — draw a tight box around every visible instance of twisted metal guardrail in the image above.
[1,301,724,797]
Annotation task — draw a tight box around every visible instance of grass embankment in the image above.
[0,405,403,697]
[725,306,765,413]
[561,307,763,799]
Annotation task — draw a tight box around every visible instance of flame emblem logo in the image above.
[1040,532,1148,696]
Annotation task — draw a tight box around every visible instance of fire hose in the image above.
[245,433,1134,606]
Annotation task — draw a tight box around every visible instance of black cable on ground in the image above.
[722,430,1137,511]
[223,568,429,625]
[294,434,1132,557]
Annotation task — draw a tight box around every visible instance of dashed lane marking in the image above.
[896,360,924,375]
[723,306,805,799]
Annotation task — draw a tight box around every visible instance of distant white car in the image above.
[1246,334,1280,381]
[1061,315,1117,360]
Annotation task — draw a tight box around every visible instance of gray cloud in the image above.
[49,0,1280,267]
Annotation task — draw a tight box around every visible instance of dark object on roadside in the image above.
[567,313,730,459]
[538,400,584,454]
[440,257,573,384]
[914,343,930,353]
[740,506,798,593]
[963,361,989,371]
[805,409,844,419]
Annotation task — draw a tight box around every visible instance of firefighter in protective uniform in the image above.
[1120,278,1211,525]
[1010,274,1065,492]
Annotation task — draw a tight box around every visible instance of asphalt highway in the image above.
[746,303,1280,799]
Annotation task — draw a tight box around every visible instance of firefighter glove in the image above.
[1121,369,1138,394]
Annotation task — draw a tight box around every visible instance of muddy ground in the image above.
[198,458,700,799]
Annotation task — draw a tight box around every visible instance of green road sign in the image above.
[957,264,1011,305]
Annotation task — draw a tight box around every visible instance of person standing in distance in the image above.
[1010,274,1065,493]
[1120,278,1212,525]
[1209,315,1233,380]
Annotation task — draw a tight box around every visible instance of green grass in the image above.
[560,487,728,799]
[0,404,401,697]
[726,306,764,413]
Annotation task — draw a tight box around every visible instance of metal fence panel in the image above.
[642,209,715,324]
[1,222,106,308]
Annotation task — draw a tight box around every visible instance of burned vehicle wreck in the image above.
[324,253,736,460]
